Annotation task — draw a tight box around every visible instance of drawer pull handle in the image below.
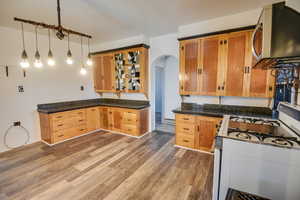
[58,134,64,137]
[80,129,85,131]
[91,109,95,111]
[58,124,63,127]
[127,119,132,121]
[183,140,189,143]
[183,118,189,120]
[183,128,189,131]
[56,116,63,119]
[79,120,84,122]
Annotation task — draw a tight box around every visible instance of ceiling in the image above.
[0,0,282,44]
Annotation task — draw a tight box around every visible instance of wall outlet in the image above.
[13,121,21,126]
[80,85,84,91]
[18,85,24,93]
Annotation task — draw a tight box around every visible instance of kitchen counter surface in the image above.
[37,98,150,114]
[173,103,274,119]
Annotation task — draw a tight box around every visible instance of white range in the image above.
[213,102,300,200]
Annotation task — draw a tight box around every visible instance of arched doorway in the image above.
[151,55,180,132]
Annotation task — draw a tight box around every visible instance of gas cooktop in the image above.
[227,116,300,148]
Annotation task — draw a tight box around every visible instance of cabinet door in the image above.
[86,107,100,132]
[195,116,221,152]
[179,39,201,95]
[199,36,221,96]
[224,32,248,96]
[93,53,115,92]
[246,31,275,98]
[99,107,110,130]
[110,108,123,132]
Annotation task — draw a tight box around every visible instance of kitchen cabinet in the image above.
[92,44,149,98]
[99,107,110,130]
[86,107,100,132]
[223,31,249,96]
[40,106,149,145]
[109,108,123,132]
[93,53,115,93]
[175,113,221,152]
[200,36,222,96]
[179,39,201,95]
[178,28,275,98]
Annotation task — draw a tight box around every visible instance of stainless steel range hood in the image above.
[252,2,300,69]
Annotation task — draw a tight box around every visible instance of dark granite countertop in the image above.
[37,98,150,114]
[173,103,274,119]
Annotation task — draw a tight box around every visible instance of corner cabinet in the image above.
[179,29,275,98]
[91,44,149,99]
[39,106,149,145]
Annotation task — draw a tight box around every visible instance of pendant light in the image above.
[20,23,30,68]
[34,26,43,68]
[66,33,73,65]
[86,38,93,66]
[47,29,55,66]
[80,37,87,75]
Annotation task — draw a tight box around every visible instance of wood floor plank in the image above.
[0,130,214,200]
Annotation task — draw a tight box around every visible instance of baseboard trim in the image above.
[42,129,150,146]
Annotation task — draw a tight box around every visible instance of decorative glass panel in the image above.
[127,51,141,91]
[114,53,126,91]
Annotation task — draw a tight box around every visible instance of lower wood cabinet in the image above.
[175,113,222,152]
[40,106,149,145]
[102,107,149,137]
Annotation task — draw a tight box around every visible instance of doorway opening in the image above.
[152,55,180,133]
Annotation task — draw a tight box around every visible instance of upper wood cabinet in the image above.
[92,45,149,98]
[93,53,115,93]
[200,36,222,96]
[179,28,275,98]
[179,39,201,95]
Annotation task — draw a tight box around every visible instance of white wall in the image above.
[164,56,180,119]
[0,26,98,152]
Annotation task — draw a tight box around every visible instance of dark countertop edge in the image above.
[90,43,150,55]
[177,25,255,41]
[173,110,223,118]
[172,109,274,119]
[38,104,150,114]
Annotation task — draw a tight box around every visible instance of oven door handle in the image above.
[251,23,262,61]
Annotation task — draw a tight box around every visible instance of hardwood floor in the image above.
[0,131,214,200]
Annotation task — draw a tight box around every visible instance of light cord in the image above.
[35,26,38,51]
[48,29,51,50]
[21,23,25,50]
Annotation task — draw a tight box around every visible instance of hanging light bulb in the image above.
[66,33,73,65]
[20,23,30,69]
[34,26,43,68]
[47,29,55,66]
[86,38,93,66]
[80,66,87,75]
[80,37,87,75]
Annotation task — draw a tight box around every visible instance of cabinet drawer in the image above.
[176,114,196,124]
[69,109,86,119]
[53,131,71,143]
[51,112,69,121]
[176,123,196,134]
[122,124,138,135]
[176,135,195,148]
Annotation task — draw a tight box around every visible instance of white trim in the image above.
[42,129,151,146]
[174,145,214,155]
